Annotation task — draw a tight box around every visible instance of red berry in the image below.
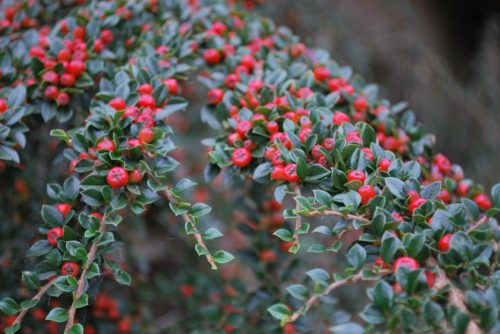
[56,92,70,106]
[437,189,451,203]
[207,88,224,105]
[434,153,451,174]
[394,256,419,271]
[164,78,179,95]
[107,167,129,188]
[60,73,76,86]
[236,120,252,138]
[96,137,115,151]
[266,121,279,134]
[109,97,126,110]
[409,198,426,214]
[353,96,368,112]
[137,94,155,108]
[358,185,376,204]
[55,203,72,217]
[57,49,71,62]
[0,99,7,113]
[138,83,153,95]
[322,138,335,150]
[224,73,239,89]
[47,227,64,246]
[138,127,155,144]
[42,70,59,84]
[44,85,59,100]
[438,233,453,252]
[347,170,366,183]
[473,193,492,210]
[90,212,103,220]
[74,26,85,40]
[203,48,221,64]
[129,169,143,184]
[101,29,114,43]
[378,159,391,172]
[232,148,252,168]
[283,163,299,183]
[271,165,285,181]
[68,60,85,77]
[314,66,330,81]
[332,112,350,125]
[61,262,80,277]
[425,270,435,288]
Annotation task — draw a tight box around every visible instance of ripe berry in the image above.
[109,97,126,110]
[138,127,155,144]
[57,49,71,62]
[353,96,368,112]
[60,73,76,86]
[473,193,492,210]
[107,167,129,188]
[224,73,239,89]
[283,163,299,182]
[271,166,285,181]
[437,189,451,203]
[232,148,252,168]
[409,198,426,214]
[68,60,85,77]
[137,94,155,108]
[322,137,335,150]
[266,121,279,134]
[378,159,391,172]
[42,71,59,84]
[425,270,435,288]
[56,203,72,217]
[313,66,330,81]
[61,262,80,277]
[44,85,59,100]
[164,78,179,95]
[101,29,114,43]
[347,170,365,183]
[203,48,221,64]
[57,92,70,106]
[96,137,115,151]
[393,256,419,271]
[129,169,143,184]
[438,233,453,252]
[138,83,153,95]
[332,112,350,125]
[0,99,8,112]
[236,120,252,138]
[207,88,224,105]
[358,185,376,204]
[47,227,64,246]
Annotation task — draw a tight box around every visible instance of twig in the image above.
[303,210,371,224]
[163,187,217,270]
[288,269,391,323]
[291,184,302,250]
[11,279,55,327]
[427,257,484,334]
[63,215,107,333]
[467,215,489,233]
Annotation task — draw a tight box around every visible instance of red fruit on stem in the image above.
[60,73,76,86]
[332,112,350,125]
[47,227,64,246]
[438,233,453,252]
[164,78,179,95]
[55,203,72,217]
[44,85,59,100]
[394,256,419,271]
[0,99,8,112]
[207,88,224,105]
[96,137,115,151]
[138,127,155,144]
[109,97,126,110]
[358,185,376,204]
[378,159,391,172]
[129,169,143,183]
[107,167,129,188]
[61,262,80,277]
[473,193,492,210]
[283,163,299,182]
[137,94,156,108]
[203,48,221,64]
[347,170,366,183]
[409,198,426,214]
[68,60,85,77]
[232,148,252,168]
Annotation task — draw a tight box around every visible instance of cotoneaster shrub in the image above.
[0,1,499,334]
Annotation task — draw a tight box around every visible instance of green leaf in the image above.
[313,189,332,208]
[74,293,88,309]
[67,324,84,334]
[273,228,293,242]
[286,284,308,300]
[372,280,393,311]
[113,270,131,286]
[0,298,20,315]
[421,181,441,199]
[22,271,40,289]
[190,203,212,217]
[346,244,366,270]
[385,177,406,199]
[267,303,291,320]
[202,227,223,240]
[306,268,330,283]
[50,129,70,143]
[26,240,51,257]
[41,205,64,226]
[45,307,68,322]
[423,300,444,326]
[330,323,364,334]
[213,250,234,264]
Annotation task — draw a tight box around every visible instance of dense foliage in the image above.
[0,0,498,333]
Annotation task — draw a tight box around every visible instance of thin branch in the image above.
[467,215,489,233]
[163,187,217,270]
[63,215,107,333]
[303,209,371,224]
[11,279,55,327]
[291,184,302,250]
[427,257,484,334]
[288,269,391,323]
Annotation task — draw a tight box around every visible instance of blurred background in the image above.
[259,0,500,189]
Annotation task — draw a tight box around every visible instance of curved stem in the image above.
[288,269,391,323]
[303,209,371,224]
[11,279,55,328]
[291,184,302,250]
[163,187,217,270]
[467,215,489,233]
[427,257,484,334]
[63,215,107,333]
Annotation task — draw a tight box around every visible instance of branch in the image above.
[467,215,489,233]
[63,215,107,333]
[303,209,371,224]
[163,187,217,270]
[291,184,302,250]
[288,269,391,323]
[11,279,55,327]
[427,258,484,334]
